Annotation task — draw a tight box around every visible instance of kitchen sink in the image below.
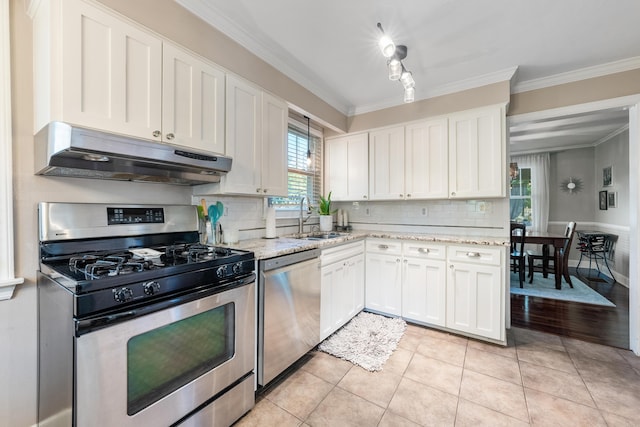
[296,232,345,241]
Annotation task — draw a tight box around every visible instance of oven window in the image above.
[127,303,235,415]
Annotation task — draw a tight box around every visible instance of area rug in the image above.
[318,311,406,371]
[510,272,615,307]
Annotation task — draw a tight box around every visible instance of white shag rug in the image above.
[318,311,406,371]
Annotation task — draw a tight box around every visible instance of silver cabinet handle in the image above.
[256,188,261,193]
[378,244,389,250]
[152,130,161,138]
[418,248,430,254]
[406,194,411,198]
[166,133,175,140]
[363,195,368,199]
[396,258,400,262]
[400,194,404,198]
[263,189,268,193]
[466,252,481,258]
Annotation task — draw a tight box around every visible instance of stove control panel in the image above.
[107,207,164,225]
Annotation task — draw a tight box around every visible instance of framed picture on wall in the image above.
[603,166,613,186]
[599,190,608,210]
[608,191,618,208]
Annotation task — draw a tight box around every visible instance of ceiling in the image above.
[177,0,639,151]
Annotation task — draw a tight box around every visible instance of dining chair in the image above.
[576,232,616,282]
[527,221,576,287]
[510,222,526,288]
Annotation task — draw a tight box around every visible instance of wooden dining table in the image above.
[522,231,571,290]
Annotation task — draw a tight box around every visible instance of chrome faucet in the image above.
[299,197,312,234]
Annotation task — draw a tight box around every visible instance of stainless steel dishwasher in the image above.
[257,248,321,387]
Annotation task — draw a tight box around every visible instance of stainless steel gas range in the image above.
[37,202,255,427]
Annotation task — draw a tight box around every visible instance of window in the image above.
[510,167,532,225]
[269,115,322,209]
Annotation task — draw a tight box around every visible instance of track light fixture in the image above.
[377,23,415,103]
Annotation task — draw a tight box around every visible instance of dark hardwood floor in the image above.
[511,267,629,349]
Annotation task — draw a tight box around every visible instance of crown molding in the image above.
[176,0,352,115]
[513,56,640,94]
[350,66,519,116]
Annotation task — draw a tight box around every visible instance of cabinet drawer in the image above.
[366,239,402,255]
[447,245,502,266]
[402,242,446,260]
[321,241,364,266]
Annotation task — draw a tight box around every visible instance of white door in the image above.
[405,118,449,199]
[325,133,369,201]
[448,106,505,198]
[261,92,288,196]
[369,126,405,200]
[162,43,225,153]
[365,253,402,316]
[223,76,262,194]
[446,262,502,339]
[62,0,162,139]
[403,257,446,326]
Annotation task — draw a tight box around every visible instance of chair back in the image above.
[562,221,577,262]
[510,222,526,255]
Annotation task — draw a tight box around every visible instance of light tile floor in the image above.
[236,325,640,426]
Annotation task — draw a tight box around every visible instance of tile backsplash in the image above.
[191,195,509,241]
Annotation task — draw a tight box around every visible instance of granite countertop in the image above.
[230,230,509,260]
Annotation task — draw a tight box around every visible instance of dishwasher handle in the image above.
[260,248,321,271]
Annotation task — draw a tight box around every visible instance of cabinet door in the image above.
[365,253,402,316]
[223,75,262,194]
[402,257,446,326]
[261,92,288,196]
[446,262,502,340]
[320,263,337,341]
[162,43,225,154]
[369,126,405,200]
[448,106,505,198]
[405,119,449,199]
[62,0,162,139]
[325,133,369,201]
[351,253,365,315]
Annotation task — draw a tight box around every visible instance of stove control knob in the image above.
[114,287,133,303]
[216,266,227,278]
[143,281,161,296]
[232,263,243,274]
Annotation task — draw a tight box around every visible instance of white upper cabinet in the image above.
[325,133,369,201]
[405,119,449,199]
[260,92,289,197]
[448,105,505,198]
[368,119,448,201]
[34,0,227,154]
[217,76,287,196]
[369,126,405,200]
[34,0,162,138]
[162,43,225,154]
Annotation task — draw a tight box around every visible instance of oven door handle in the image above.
[76,273,256,336]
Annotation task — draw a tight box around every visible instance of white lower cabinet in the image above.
[402,242,447,326]
[365,240,402,316]
[446,245,505,341]
[364,238,506,343]
[320,242,365,341]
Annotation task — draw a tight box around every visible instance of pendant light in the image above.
[305,115,311,166]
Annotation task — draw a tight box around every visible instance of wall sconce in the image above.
[377,23,415,103]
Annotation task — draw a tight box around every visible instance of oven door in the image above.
[75,280,255,427]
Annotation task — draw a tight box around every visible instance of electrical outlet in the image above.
[225,207,229,216]
[477,202,487,212]
[421,207,427,216]
[365,207,370,216]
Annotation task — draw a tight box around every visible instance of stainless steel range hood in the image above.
[35,122,232,185]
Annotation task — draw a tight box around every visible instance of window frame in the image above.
[269,116,323,214]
